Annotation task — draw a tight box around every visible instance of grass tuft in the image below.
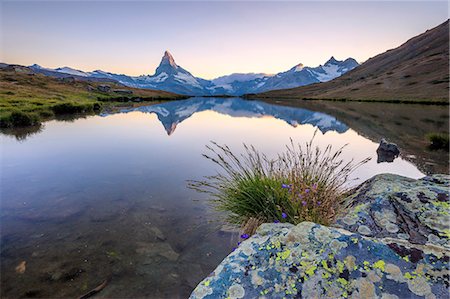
[188,132,371,232]
[427,133,449,151]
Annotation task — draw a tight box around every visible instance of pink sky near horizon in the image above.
[1,1,448,79]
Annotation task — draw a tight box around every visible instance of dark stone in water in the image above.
[376,138,400,163]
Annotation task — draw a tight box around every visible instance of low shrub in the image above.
[188,133,370,233]
[39,110,55,118]
[427,133,449,151]
[51,102,97,115]
[0,111,40,128]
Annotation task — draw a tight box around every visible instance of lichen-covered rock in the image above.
[337,174,449,248]
[190,222,449,299]
[190,174,450,299]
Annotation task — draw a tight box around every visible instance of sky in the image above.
[1,1,448,79]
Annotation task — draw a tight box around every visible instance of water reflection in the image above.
[1,97,426,298]
[116,97,348,135]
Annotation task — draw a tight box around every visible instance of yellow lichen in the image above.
[322,260,333,272]
[431,201,450,209]
[439,229,450,239]
[305,265,317,276]
[337,277,349,286]
[373,260,386,272]
[337,261,345,273]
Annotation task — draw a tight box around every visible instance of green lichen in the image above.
[337,277,349,286]
[431,201,450,209]
[305,265,317,276]
[373,260,386,271]
[277,249,291,260]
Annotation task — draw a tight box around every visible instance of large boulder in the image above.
[97,84,111,92]
[337,174,449,248]
[190,174,450,299]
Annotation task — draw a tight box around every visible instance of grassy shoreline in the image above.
[0,65,187,128]
[244,95,449,105]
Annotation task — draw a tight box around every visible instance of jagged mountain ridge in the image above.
[29,52,358,96]
[250,20,449,102]
[115,97,348,135]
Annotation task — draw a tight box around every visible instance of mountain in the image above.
[117,97,348,135]
[29,52,358,96]
[246,57,359,94]
[248,20,449,102]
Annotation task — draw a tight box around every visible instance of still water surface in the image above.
[1,97,426,298]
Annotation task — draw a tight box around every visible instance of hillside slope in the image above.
[248,20,449,103]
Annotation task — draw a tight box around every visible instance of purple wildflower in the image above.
[281,212,287,219]
[312,184,318,190]
[237,241,241,245]
[302,201,307,206]
[305,188,310,193]
[281,184,290,189]
[317,201,321,206]
[274,219,280,223]
[240,234,249,239]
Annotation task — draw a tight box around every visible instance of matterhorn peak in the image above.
[161,50,178,68]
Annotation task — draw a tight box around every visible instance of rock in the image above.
[112,89,133,95]
[15,261,26,274]
[376,139,400,163]
[59,77,75,83]
[87,85,96,92]
[149,226,167,241]
[191,222,449,299]
[337,174,449,248]
[136,241,179,261]
[190,174,449,299]
[97,85,111,92]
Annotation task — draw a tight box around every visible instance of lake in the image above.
[1,97,448,298]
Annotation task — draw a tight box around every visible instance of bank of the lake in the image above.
[0,64,186,128]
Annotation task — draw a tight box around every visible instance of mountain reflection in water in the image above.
[116,97,348,135]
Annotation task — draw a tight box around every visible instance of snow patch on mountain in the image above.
[174,72,202,88]
[55,67,89,77]
[212,73,268,85]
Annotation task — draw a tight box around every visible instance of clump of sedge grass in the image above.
[188,133,370,232]
[427,133,449,151]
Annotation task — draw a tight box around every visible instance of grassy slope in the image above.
[248,20,449,103]
[0,64,186,127]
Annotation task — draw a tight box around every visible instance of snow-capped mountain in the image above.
[54,67,90,77]
[116,97,348,135]
[29,52,359,96]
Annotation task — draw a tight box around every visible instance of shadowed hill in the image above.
[248,20,449,103]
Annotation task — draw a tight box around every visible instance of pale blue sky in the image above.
[1,1,448,78]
